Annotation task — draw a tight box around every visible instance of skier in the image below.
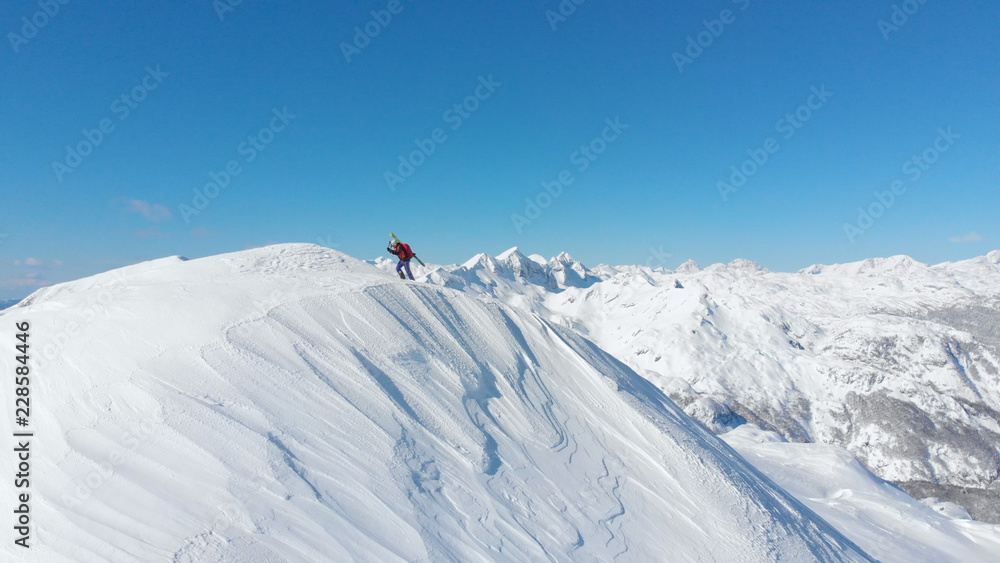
[388,239,417,280]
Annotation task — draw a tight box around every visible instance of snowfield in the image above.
[401,247,1000,527]
[722,425,1000,562]
[2,244,885,562]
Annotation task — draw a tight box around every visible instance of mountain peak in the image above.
[497,246,525,261]
[460,252,496,270]
[857,254,927,275]
[552,251,576,263]
[728,258,766,272]
[677,259,701,273]
[527,253,548,266]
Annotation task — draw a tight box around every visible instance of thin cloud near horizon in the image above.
[949,232,983,244]
[127,199,172,222]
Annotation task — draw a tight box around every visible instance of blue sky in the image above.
[1,1,998,299]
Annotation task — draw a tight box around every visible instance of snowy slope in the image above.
[722,425,1000,563]
[404,248,1000,522]
[1,244,872,562]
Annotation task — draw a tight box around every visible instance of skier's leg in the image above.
[396,260,406,279]
[404,261,414,280]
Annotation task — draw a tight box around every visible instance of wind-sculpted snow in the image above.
[722,425,1000,562]
[409,247,1000,524]
[1,244,871,561]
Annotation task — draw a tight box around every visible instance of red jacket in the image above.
[393,243,414,260]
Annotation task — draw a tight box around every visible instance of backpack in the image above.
[397,243,414,260]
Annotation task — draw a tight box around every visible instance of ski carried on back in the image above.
[390,233,425,266]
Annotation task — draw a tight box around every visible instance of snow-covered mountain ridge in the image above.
[395,247,1000,522]
[4,244,882,561]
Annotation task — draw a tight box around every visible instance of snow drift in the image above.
[2,244,871,562]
